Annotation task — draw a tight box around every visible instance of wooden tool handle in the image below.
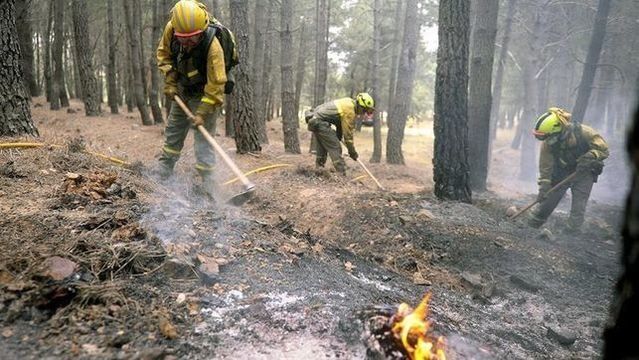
[509,172,577,219]
[173,96,254,190]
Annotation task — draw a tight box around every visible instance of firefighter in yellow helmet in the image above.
[155,0,226,185]
[305,93,375,174]
[528,107,609,233]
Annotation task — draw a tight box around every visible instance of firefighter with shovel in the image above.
[305,93,375,175]
[154,0,227,194]
[524,107,608,233]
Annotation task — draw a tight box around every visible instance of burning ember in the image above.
[390,293,447,360]
[362,293,447,360]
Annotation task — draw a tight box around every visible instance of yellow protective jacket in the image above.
[538,124,609,186]
[312,98,358,151]
[156,21,226,113]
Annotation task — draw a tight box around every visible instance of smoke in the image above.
[140,168,243,247]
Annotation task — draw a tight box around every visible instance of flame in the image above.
[391,293,447,360]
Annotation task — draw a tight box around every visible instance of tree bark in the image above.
[468,0,499,191]
[603,89,639,360]
[255,1,272,143]
[370,0,382,163]
[149,0,164,124]
[107,0,119,114]
[225,93,235,137]
[15,0,39,97]
[0,0,37,137]
[293,18,307,122]
[313,0,329,106]
[386,0,420,165]
[490,0,516,139]
[432,0,472,202]
[387,0,404,112]
[280,0,301,154]
[229,0,261,153]
[50,0,69,110]
[71,0,101,116]
[44,1,53,102]
[123,0,151,125]
[519,58,538,181]
[571,0,613,124]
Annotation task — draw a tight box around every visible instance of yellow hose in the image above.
[0,142,130,167]
[351,175,368,182]
[223,163,292,185]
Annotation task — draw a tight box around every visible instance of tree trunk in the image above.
[255,1,272,143]
[280,0,300,153]
[313,0,329,106]
[71,0,101,116]
[149,0,163,124]
[50,0,69,110]
[519,58,537,181]
[293,18,307,121]
[123,0,151,125]
[44,1,53,102]
[603,90,639,360]
[387,0,404,112]
[370,0,382,163]
[468,0,498,191]
[15,0,39,97]
[386,0,420,165]
[229,0,261,153]
[0,0,37,137]
[490,0,516,140]
[432,0,472,202]
[69,27,81,100]
[107,0,119,114]
[571,0,612,124]
[252,0,267,86]
[135,0,148,103]
[225,93,235,137]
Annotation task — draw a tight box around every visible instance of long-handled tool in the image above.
[174,95,255,206]
[509,171,578,220]
[341,141,385,191]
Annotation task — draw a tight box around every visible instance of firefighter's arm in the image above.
[538,142,554,193]
[157,22,177,95]
[341,116,358,160]
[157,22,175,78]
[587,133,609,161]
[196,37,227,116]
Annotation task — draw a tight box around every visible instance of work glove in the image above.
[577,152,604,175]
[537,182,551,202]
[192,114,205,128]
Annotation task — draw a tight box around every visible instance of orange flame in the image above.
[391,293,447,360]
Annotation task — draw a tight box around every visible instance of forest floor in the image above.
[0,98,626,359]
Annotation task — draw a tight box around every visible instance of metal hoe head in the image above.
[226,183,256,206]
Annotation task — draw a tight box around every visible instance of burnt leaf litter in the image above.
[0,144,621,359]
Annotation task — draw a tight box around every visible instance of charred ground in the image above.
[0,100,623,359]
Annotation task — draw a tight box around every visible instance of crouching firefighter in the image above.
[155,0,237,189]
[528,107,609,233]
[305,93,375,175]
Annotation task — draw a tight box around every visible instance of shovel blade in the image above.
[226,184,255,206]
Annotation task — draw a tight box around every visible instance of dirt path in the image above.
[0,101,622,359]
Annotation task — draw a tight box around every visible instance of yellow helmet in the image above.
[356,93,375,111]
[533,111,563,140]
[171,0,209,37]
